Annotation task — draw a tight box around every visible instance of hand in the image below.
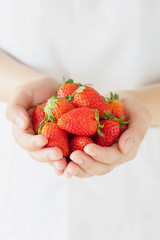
[63,91,151,178]
[6,77,67,174]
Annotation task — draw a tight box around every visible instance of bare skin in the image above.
[1,50,160,178]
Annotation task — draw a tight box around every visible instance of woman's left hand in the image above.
[62,91,151,178]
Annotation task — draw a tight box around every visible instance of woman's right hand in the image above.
[6,77,67,175]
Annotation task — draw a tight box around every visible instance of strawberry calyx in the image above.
[102,111,129,128]
[47,96,58,108]
[94,109,104,136]
[64,85,87,101]
[56,77,84,92]
[38,96,57,133]
[56,77,74,92]
[38,108,55,134]
[43,96,58,122]
[107,92,119,103]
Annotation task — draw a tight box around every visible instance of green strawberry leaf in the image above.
[66,79,74,83]
[101,95,107,101]
[118,114,124,121]
[49,116,55,122]
[107,92,119,102]
[94,109,100,122]
[38,124,45,135]
[107,92,113,102]
[44,106,55,123]
[39,106,45,111]
[47,96,58,108]
[101,115,109,119]
[94,109,104,136]
[64,95,73,101]
[104,111,115,119]
[97,126,104,136]
[75,86,86,93]
[114,93,119,100]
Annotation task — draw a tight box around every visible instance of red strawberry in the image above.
[70,136,94,153]
[40,122,69,156]
[44,96,75,122]
[107,92,126,120]
[32,103,46,134]
[57,78,79,97]
[95,119,121,147]
[72,86,111,117]
[57,107,103,136]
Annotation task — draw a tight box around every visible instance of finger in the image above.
[54,169,64,176]
[48,162,65,176]
[6,86,33,130]
[70,150,112,176]
[84,143,125,164]
[53,157,68,171]
[28,147,63,163]
[118,104,150,154]
[64,161,92,178]
[12,124,48,151]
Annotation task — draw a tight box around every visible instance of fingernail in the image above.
[84,146,96,157]
[54,161,64,171]
[16,116,26,129]
[124,138,133,153]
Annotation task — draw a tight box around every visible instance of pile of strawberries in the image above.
[32,78,128,158]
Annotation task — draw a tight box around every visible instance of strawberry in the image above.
[95,119,120,147]
[70,136,94,153]
[32,103,46,134]
[44,96,75,122]
[107,92,126,120]
[95,112,128,147]
[40,122,69,156]
[57,107,104,136]
[57,77,79,97]
[72,86,111,117]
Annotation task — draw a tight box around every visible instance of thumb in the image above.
[118,107,150,154]
[6,86,33,130]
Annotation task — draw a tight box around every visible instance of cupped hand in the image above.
[63,91,151,178]
[6,77,67,174]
